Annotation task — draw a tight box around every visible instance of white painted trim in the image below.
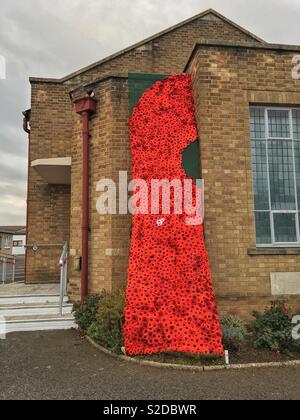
[5,317,77,333]
[31,157,72,167]
[0,304,73,317]
[0,295,68,305]
[31,157,72,185]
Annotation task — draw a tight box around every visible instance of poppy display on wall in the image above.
[124,74,224,356]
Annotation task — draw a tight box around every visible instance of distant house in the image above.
[12,227,26,256]
[0,227,13,256]
[0,226,26,283]
[0,227,26,256]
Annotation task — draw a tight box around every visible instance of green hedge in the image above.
[72,294,103,332]
[88,289,126,354]
[73,289,126,354]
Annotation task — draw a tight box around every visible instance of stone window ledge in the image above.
[248,247,300,256]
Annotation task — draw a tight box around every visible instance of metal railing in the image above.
[59,243,68,316]
[0,255,16,284]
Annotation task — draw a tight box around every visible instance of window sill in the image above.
[248,247,300,256]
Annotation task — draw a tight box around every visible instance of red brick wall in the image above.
[187,45,300,317]
[26,83,71,283]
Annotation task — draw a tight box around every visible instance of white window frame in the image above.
[4,235,11,249]
[251,106,300,247]
[13,240,23,248]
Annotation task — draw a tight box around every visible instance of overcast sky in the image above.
[0,0,299,226]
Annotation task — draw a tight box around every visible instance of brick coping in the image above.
[86,336,300,372]
[184,40,300,71]
[70,73,129,96]
[248,248,300,256]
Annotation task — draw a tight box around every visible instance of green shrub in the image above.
[72,294,103,332]
[220,315,247,351]
[88,288,126,354]
[252,301,300,353]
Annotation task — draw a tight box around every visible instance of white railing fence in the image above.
[59,243,69,316]
[0,255,16,284]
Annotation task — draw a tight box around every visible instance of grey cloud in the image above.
[0,156,27,183]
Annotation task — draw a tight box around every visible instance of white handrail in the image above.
[59,243,68,316]
[0,256,16,284]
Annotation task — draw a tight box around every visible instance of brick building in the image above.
[24,9,300,318]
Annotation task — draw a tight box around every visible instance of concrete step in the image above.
[0,294,68,306]
[0,303,73,317]
[1,314,76,333]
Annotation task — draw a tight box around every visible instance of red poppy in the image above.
[123,74,224,357]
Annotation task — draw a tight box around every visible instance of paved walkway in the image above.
[0,330,300,400]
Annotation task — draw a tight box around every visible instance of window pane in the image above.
[273,213,297,243]
[250,108,266,139]
[255,212,272,244]
[268,139,296,210]
[294,142,300,205]
[268,110,290,138]
[251,139,269,210]
[250,107,300,246]
[293,109,300,140]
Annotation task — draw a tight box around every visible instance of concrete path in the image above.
[0,330,300,400]
[0,283,59,296]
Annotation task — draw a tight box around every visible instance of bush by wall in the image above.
[87,288,126,354]
[72,294,103,332]
[252,301,300,353]
[220,315,247,351]
[74,293,300,359]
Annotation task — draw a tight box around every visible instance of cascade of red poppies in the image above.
[123,74,224,356]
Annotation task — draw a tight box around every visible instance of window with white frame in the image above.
[4,236,11,249]
[13,240,23,247]
[250,107,300,246]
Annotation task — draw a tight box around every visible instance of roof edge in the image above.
[29,9,265,85]
[184,40,300,71]
[69,72,129,96]
[29,77,62,84]
[0,226,26,234]
[206,9,265,44]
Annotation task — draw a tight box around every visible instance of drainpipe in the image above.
[23,110,31,134]
[73,96,96,302]
[22,109,31,283]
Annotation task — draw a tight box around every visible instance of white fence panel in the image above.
[0,256,16,284]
